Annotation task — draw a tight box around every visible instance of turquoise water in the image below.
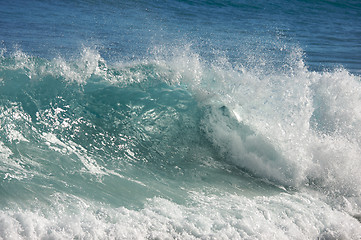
[1,1,361,239]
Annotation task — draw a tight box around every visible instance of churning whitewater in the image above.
[1,0,361,239]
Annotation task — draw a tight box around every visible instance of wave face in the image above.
[1,0,361,239]
[1,46,361,239]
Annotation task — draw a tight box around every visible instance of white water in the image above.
[1,190,361,239]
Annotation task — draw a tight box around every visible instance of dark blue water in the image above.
[1,0,360,71]
[1,1,361,239]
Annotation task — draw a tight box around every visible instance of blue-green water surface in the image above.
[1,1,361,239]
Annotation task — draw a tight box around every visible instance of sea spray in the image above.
[174,47,361,198]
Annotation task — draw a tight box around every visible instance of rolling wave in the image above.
[1,46,361,238]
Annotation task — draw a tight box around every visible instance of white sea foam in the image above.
[0,191,360,239]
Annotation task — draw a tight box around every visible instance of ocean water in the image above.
[1,0,361,239]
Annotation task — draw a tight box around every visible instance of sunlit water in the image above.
[1,0,361,239]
